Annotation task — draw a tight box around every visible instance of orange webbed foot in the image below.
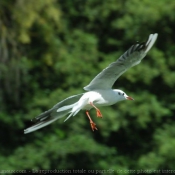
[89,102,103,118]
[90,121,98,131]
[96,109,103,118]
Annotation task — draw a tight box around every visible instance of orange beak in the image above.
[126,96,134,100]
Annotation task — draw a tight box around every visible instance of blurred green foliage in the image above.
[0,0,175,174]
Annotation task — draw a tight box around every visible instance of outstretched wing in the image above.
[24,93,84,134]
[84,33,158,91]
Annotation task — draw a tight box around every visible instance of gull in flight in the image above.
[24,33,158,134]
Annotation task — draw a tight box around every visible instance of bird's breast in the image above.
[88,89,118,106]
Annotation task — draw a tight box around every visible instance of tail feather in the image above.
[64,108,81,122]
[64,97,89,122]
[56,103,76,112]
[24,93,84,134]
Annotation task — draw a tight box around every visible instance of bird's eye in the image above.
[118,92,121,95]
[123,93,124,96]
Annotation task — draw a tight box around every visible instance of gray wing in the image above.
[34,93,84,121]
[84,33,158,91]
[24,93,84,134]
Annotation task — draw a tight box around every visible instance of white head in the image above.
[114,89,134,101]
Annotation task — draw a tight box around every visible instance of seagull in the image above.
[24,33,158,134]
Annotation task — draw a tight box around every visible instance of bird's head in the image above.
[114,89,134,101]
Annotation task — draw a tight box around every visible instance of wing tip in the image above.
[83,86,89,91]
[145,33,158,53]
[83,33,158,91]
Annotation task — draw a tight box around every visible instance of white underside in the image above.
[81,89,119,110]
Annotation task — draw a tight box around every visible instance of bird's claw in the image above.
[90,121,98,131]
[96,110,103,118]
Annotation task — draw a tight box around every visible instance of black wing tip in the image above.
[127,42,145,56]
[128,33,158,54]
[24,111,52,134]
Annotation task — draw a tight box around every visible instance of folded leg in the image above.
[90,102,103,118]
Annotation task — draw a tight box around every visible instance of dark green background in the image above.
[1,0,175,174]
